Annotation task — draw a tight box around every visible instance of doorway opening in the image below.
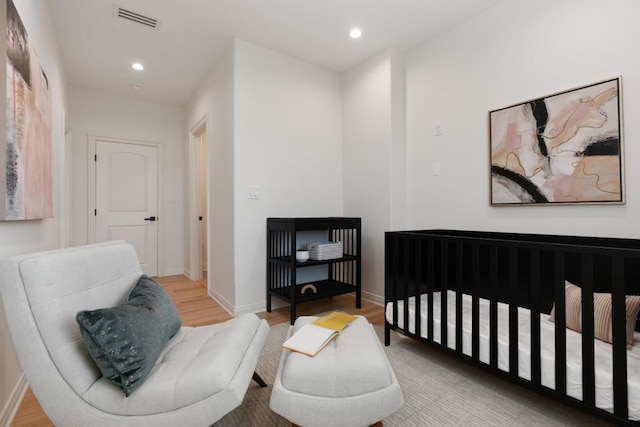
[188,117,208,285]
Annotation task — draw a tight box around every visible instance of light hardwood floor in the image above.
[11,275,384,426]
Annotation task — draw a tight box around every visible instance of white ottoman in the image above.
[270,316,403,427]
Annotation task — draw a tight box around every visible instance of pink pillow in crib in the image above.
[549,281,640,349]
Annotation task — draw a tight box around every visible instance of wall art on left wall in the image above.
[489,77,623,206]
[2,0,52,220]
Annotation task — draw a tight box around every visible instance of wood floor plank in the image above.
[11,275,382,426]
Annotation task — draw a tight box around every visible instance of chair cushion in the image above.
[76,275,181,396]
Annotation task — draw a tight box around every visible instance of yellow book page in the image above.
[313,311,358,332]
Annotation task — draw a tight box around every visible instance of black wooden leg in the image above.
[385,322,391,346]
[252,372,268,387]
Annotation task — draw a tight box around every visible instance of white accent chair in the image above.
[0,241,270,426]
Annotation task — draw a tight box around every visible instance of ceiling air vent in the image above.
[115,7,159,29]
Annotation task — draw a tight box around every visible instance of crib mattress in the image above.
[385,291,640,420]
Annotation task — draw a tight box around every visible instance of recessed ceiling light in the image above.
[349,28,362,39]
[131,62,144,71]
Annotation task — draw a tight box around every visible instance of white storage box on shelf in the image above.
[307,241,343,260]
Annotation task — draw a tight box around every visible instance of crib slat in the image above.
[391,236,399,329]
[456,242,463,354]
[554,252,567,395]
[440,240,448,349]
[508,247,518,378]
[472,243,480,362]
[415,239,422,341]
[529,249,541,387]
[356,228,361,308]
[489,245,498,369]
[581,254,595,407]
[383,234,391,345]
[403,237,410,338]
[427,239,434,343]
[611,256,628,419]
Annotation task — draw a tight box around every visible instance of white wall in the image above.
[390,50,407,231]
[233,40,343,312]
[185,40,343,314]
[406,0,640,238]
[342,49,406,303]
[184,46,236,311]
[68,86,185,275]
[0,0,67,423]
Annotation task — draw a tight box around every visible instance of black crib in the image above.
[384,229,640,425]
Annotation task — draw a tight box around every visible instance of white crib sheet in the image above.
[385,291,640,420]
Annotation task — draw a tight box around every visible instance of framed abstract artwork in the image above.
[489,77,623,206]
[2,0,52,220]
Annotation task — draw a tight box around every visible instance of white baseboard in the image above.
[361,290,384,306]
[208,288,234,317]
[234,301,269,317]
[207,290,384,320]
[0,374,27,427]
[333,290,384,307]
[162,267,184,277]
[242,292,383,318]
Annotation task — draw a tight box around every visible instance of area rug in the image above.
[214,322,612,426]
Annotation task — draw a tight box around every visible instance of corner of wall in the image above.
[389,49,407,231]
[183,44,237,308]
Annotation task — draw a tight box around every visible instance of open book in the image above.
[282,312,358,357]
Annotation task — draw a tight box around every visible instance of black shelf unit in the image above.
[266,217,361,324]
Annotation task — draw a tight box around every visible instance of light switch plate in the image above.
[248,185,260,199]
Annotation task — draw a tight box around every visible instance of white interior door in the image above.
[95,139,159,276]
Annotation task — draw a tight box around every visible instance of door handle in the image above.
[144,216,157,222]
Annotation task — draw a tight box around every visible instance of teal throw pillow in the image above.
[76,275,181,396]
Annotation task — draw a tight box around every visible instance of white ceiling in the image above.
[46,0,502,106]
